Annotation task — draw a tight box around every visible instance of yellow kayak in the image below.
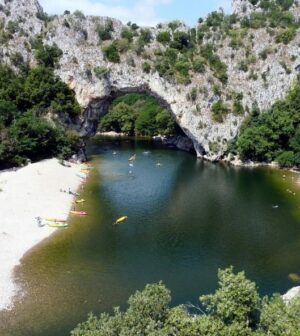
[44,218,67,223]
[114,216,128,225]
[47,223,68,228]
[75,199,85,204]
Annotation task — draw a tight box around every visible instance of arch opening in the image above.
[80,86,198,154]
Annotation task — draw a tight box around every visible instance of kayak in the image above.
[114,216,128,225]
[75,199,85,204]
[129,154,136,161]
[70,211,88,216]
[44,218,67,223]
[47,223,68,228]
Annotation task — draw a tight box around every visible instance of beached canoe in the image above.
[114,216,128,225]
[70,211,88,216]
[44,218,67,223]
[47,223,68,228]
[75,199,85,204]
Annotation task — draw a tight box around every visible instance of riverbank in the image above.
[0,159,83,311]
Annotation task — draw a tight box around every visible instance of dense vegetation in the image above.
[98,93,179,137]
[0,42,81,168]
[233,80,300,167]
[71,267,300,336]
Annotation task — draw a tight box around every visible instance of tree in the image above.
[35,43,63,68]
[200,267,260,327]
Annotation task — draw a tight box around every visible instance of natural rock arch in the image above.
[79,85,202,153]
[1,0,300,160]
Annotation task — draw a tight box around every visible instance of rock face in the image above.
[1,0,300,160]
[231,0,256,16]
[283,286,300,303]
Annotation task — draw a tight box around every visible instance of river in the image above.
[1,136,300,336]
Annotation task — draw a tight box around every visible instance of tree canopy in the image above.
[98,93,179,137]
[71,267,300,336]
[0,56,80,168]
[234,80,300,167]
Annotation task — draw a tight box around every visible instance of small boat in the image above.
[129,154,136,161]
[44,218,67,223]
[48,223,68,228]
[70,211,88,216]
[272,205,279,209]
[75,199,85,204]
[114,216,128,225]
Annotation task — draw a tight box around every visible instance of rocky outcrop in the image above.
[1,0,300,160]
[231,0,256,16]
[153,135,195,153]
[283,286,300,303]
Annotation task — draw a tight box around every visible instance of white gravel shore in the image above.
[0,159,83,311]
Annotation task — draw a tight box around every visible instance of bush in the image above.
[96,20,114,41]
[121,28,134,42]
[157,31,171,44]
[142,62,151,74]
[35,43,63,68]
[94,66,109,79]
[211,100,228,123]
[275,27,296,44]
[200,44,228,83]
[276,151,294,167]
[73,10,85,20]
[103,42,120,63]
[193,57,205,73]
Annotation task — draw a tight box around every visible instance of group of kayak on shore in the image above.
[36,163,93,229]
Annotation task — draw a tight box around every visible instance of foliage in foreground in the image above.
[0,62,81,168]
[234,80,300,167]
[98,93,179,137]
[71,267,300,336]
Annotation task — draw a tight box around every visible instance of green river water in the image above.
[1,136,300,336]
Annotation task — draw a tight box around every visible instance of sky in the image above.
[39,0,232,27]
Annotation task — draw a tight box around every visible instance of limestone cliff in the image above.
[0,0,300,160]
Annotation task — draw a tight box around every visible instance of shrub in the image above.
[157,31,171,44]
[275,27,296,44]
[73,10,85,20]
[94,66,110,79]
[96,20,114,41]
[35,43,63,68]
[276,151,294,167]
[211,100,228,123]
[121,28,134,42]
[103,42,120,63]
[142,62,151,74]
[10,52,24,67]
[6,20,19,34]
[193,57,206,73]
